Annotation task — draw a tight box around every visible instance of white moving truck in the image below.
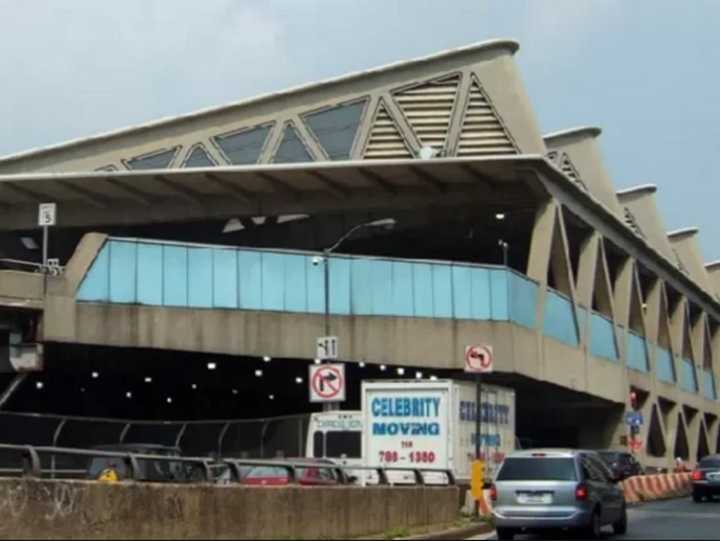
[361,379,516,483]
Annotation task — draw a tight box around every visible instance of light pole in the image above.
[498,239,509,267]
[321,218,396,412]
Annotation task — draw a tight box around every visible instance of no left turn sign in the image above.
[309,363,346,403]
[464,345,494,374]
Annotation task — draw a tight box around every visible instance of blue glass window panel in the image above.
[509,273,538,329]
[109,241,137,303]
[432,265,453,318]
[183,146,215,168]
[284,254,307,312]
[412,264,434,317]
[703,369,717,400]
[126,148,177,170]
[590,312,618,361]
[212,249,238,309]
[163,246,188,307]
[490,270,509,320]
[470,268,491,320]
[351,258,374,315]
[261,253,285,311]
[371,260,393,316]
[137,243,163,305]
[272,125,313,164]
[303,100,366,160]
[238,251,262,310]
[681,359,699,393]
[329,257,351,315]
[77,244,110,301]
[306,256,325,314]
[543,289,578,347]
[391,261,414,317]
[188,248,213,308]
[213,125,272,165]
[626,331,649,372]
[656,347,675,383]
[452,266,472,319]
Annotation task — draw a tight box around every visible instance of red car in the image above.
[239,462,340,487]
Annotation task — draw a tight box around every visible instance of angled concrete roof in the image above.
[668,227,713,295]
[616,184,677,262]
[0,39,546,175]
[543,127,623,219]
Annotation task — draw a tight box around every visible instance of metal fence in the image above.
[0,411,312,471]
[0,444,455,487]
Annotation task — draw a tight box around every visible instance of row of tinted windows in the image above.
[122,100,368,171]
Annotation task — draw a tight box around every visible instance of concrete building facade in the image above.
[0,40,717,469]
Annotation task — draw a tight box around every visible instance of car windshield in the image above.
[700,458,720,469]
[599,452,621,462]
[498,458,577,482]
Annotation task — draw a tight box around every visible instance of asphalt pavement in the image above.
[469,497,720,540]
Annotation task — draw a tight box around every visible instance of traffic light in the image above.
[629,390,639,410]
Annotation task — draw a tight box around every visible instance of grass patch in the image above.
[383,527,411,539]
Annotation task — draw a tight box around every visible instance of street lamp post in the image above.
[321,218,396,412]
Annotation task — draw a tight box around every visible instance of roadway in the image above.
[471,497,720,540]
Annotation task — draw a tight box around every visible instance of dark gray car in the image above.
[692,455,720,502]
[491,449,627,539]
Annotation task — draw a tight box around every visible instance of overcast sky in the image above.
[1,0,719,259]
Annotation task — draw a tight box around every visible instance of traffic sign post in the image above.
[38,203,57,269]
[464,344,494,514]
[309,363,346,404]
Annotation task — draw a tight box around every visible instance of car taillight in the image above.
[575,483,589,501]
[692,470,705,481]
[490,484,498,502]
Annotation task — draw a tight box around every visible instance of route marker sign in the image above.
[464,345,494,374]
[316,336,339,361]
[624,412,644,427]
[309,363,346,403]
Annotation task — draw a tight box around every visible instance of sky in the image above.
[1,0,719,259]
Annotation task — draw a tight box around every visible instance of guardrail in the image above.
[0,444,455,486]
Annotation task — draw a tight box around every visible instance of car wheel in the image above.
[613,505,628,535]
[496,527,515,540]
[693,490,705,503]
[582,510,602,539]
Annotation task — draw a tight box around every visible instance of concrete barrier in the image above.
[621,473,692,503]
[0,478,459,540]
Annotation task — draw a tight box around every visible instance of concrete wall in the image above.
[0,478,459,540]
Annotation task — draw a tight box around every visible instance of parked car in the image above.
[86,444,204,483]
[691,454,720,502]
[238,459,341,486]
[491,449,627,540]
[598,451,644,480]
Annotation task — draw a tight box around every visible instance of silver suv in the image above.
[491,449,627,539]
